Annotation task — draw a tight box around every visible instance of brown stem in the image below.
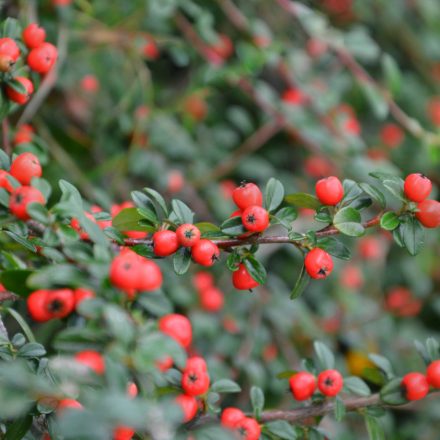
[217,0,250,32]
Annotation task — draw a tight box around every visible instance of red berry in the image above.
[181,368,210,396]
[13,124,34,145]
[153,230,179,257]
[241,205,269,232]
[80,74,99,93]
[136,259,163,291]
[191,239,220,267]
[416,199,440,228]
[27,42,58,74]
[0,170,15,192]
[304,155,334,178]
[109,249,142,292]
[175,394,198,422]
[199,286,224,312]
[9,186,45,220]
[127,382,138,398]
[232,263,259,290]
[28,289,75,322]
[27,290,52,322]
[427,98,440,126]
[113,426,134,440]
[167,170,184,193]
[185,356,207,372]
[183,94,208,121]
[315,176,344,206]
[143,38,159,60]
[282,88,306,106]
[74,350,105,375]
[22,23,46,49]
[426,360,440,388]
[57,399,83,412]
[380,123,404,148]
[317,369,343,397]
[232,183,263,210]
[358,236,383,260]
[10,152,42,185]
[340,264,363,290]
[404,173,432,202]
[401,372,429,401]
[176,224,201,247]
[210,34,234,60]
[234,417,261,440]
[221,407,245,429]
[158,314,192,349]
[0,38,20,72]
[156,356,173,372]
[6,77,34,105]
[386,286,421,317]
[192,271,214,291]
[304,248,334,279]
[289,371,317,401]
[73,287,95,308]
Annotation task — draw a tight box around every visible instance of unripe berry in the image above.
[22,23,46,49]
[6,77,34,105]
[0,170,15,192]
[404,173,432,202]
[153,230,179,257]
[241,205,269,232]
[416,199,440,228]
[317,369,344,397]
[181,368,210,396]
[315,176,344,206]
[304,248,334,279]
[175,394,198,422]
[74,350,105,375]
[176,224,201,247]
[221,407,245,429]
[9,186,45,220]
[27,42,58,74]
[232,183,263,210]
[426,360,440,388]
[10,152,42,185]
[191,239,220,267]
[401,372,429,401]
[289,371,317,401]
[158,314,192,349]
[232,263,259,290]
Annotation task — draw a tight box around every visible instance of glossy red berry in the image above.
[22,23,46,49]
[153,230,179,257]
[0,38,20,72]
[199,286,224,312]
[27,42,58,74]
[426,360,440,388]
[176,224,201,247]
[109,249,142,292]
[57,398,83,412]
[175,394,198,422]
[241,205,269,232]
[136,259,163,291]
[317,369,343,397]
[158,314,192,349]
[10,152,42,185]
[185,356,207,372]
[73,287,95,308]
[234,417,261,440]
[74,350,105,375]
[289,371,317,401]
[401,372,429,401]
[181,368,210,396]
[232,183,263,210]
[404,173,432,202]
[305,248,334,279]
[27,290,52,322]
[315,176,344,206]
[221,407,245,429]
[9,186,45,220]
[113,426,134,440]
[232,264,259,290]
[6,77,34,105]
[416,199,440,228]
[191,239,220,267]
[0,170,15,192]
[27,289,75,322]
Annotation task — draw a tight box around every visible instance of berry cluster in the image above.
[193,271,224,312]
[402,360,440,401]
[220,408,261,440]
[289,369,344,400]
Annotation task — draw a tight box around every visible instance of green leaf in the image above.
[173,247,191,275]
[143,187,168,218]
[17,342,46,358]
[250,386,264,419]
[243,256,266,285]
[285,193,320,210]
[368,354,394,379]
[359,81,388,119]
[131,244,154,258]
[314,341,335,370]
[137,207,159,225]
[317,237,351,260]
[334,396,346,421]
[220,216,246,236]
[2,18,21,39]
[344,376,371,396]
[271,206,298,227]
[4,231,37,253]
[59,179,83,206]
[365,414,385,440]
[210,379,241,393]
[382,53,401,96]
[380,377,406,405]
[401,217,424,256]
[0,270,34,297]
[290,264,310,299]
[314,211,332,223]
[5,415,32,440]
[380,212,400,231]
[265,178,284,212]
[27,202,50,225]
[137,291,173,316]
[333,207,365,237]
[5,308,35,342]
[171,199,194,224]
[342,179,363,205]
[27,264,85,289]
[0,149,10,169]
[103,227,126,245]
[265,421,298,439]
[195,222,221,233]
[112,208,145,232]
[359,183,386,208]
[426,337,440,362]
[226,252,241,271]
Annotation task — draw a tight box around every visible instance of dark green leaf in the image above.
[401,217,424,255]
[380,378,406,405]
[210,379,241,393]
[334,396,346,421]
[344,376,371,396]
[369,354,394,379]
[131,244,155,258]
[342,179,363,204]
[333,207,365,237]
[243,256,266,285]
[112,208,145,232]
[365,414,385,440]
[250,386,264,419]
[173,247,191,275]
[137,207,159,225]
[5,415,32,440]
[220,216,246,236]
[171,199,194,224]
[0,270,34,297]
[359,183,386,208]
[290,264,310,299]
[4,231,36,253]
[380,212,400,230]
[284,193,320,210]
[265,421,297,439]
[314,341,335,370]
[137,291,173,316]
[265,178,284,212]
[144,187,168,218]
[317,237,351,260]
